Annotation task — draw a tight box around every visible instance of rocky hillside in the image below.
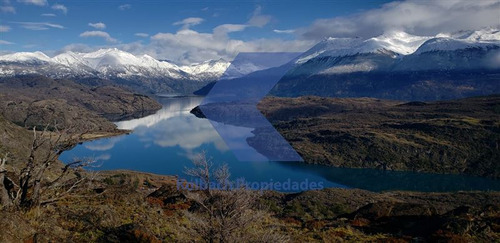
[0,75,161,132]
[256,95,500,178]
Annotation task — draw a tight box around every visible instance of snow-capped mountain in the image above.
[0,48,231,81]
[414,28,500,54]
[297,28,499,61]
[1,28,498,97]
[179,58,230,79]
[272,28,500,101]
[291,28,500,75]
[295,31,432,65]
[0,51,53,64]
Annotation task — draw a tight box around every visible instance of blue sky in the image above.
[1,0,498,64]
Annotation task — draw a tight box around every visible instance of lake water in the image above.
[60,96,500,192]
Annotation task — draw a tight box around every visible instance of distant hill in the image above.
[0,75,162,132]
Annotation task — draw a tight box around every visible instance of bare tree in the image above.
[182,153,287,243]
[0,153,12,207]
[0,124,95,209]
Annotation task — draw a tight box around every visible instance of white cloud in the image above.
[118,4,131,10]
[17,0,46,6]
[59,43,100,54]
[273,29,295,34]
[213,24,248,35]
[60,31,315,64]
[51,4,67,15]
[88,22,106,30]
[0,40,14,45]
[84,137,123,151]
[173,17,204,29]
[247,5,271,27]
[0,25,10,32]
[11,21,64,30]
[299,0,500,40]
[79,31,118,43]
[60,6,314,64]
[210,5,272,36]
[0,5,15,13]
[135,28,314,64]
[135,33,149,38]
[41,13,56,17]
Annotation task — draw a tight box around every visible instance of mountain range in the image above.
[0,48,235,94]
[0,48,231,80]
[1,28,499,99]
[271,28,500,100]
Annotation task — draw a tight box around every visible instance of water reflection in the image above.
[115,97,228,152]
[59,96,500,192]
[115,97,202,130]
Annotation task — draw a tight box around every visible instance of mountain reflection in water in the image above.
[60,96,500,192]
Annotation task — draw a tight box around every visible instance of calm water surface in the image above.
[60,97,500,192]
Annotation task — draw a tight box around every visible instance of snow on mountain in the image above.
[179,59,231,80]
[447,28,500,42]
[180,59,230,76]
[295,38,364,64]
[415,28,500,54]
[0,48,231,81]
[289,28,500,76]
[297,28,500,65]
[296,31,432,65]
[1,28,498,81]
[362,31,432,55]
[221,61,267,80]
[0,51,53,64]
[53,51,90,67]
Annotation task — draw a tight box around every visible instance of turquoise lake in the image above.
[60,96,500,192]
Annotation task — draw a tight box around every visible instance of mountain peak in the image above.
[437,27,500,42]
[297,28,500,64]
[0,49,231,81]
[0,51,52,63]
[366,31,432,55]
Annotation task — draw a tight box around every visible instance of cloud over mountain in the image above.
[80,31,118,43]
[299,0,500,40]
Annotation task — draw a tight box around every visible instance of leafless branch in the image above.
[0,122,94,209]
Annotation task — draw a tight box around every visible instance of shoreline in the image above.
[79,129,131,143]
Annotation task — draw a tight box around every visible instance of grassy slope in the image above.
[0,114,32,165]
[0,75,162,132]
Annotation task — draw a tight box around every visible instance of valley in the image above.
[0,23,499,242]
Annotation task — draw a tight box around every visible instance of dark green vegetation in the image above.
[256,95,500,178]
[271,69,500,101]
[193,81,216,96]
[271,46,500,101]
[109,75,214,95]
[0,75,161,132]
